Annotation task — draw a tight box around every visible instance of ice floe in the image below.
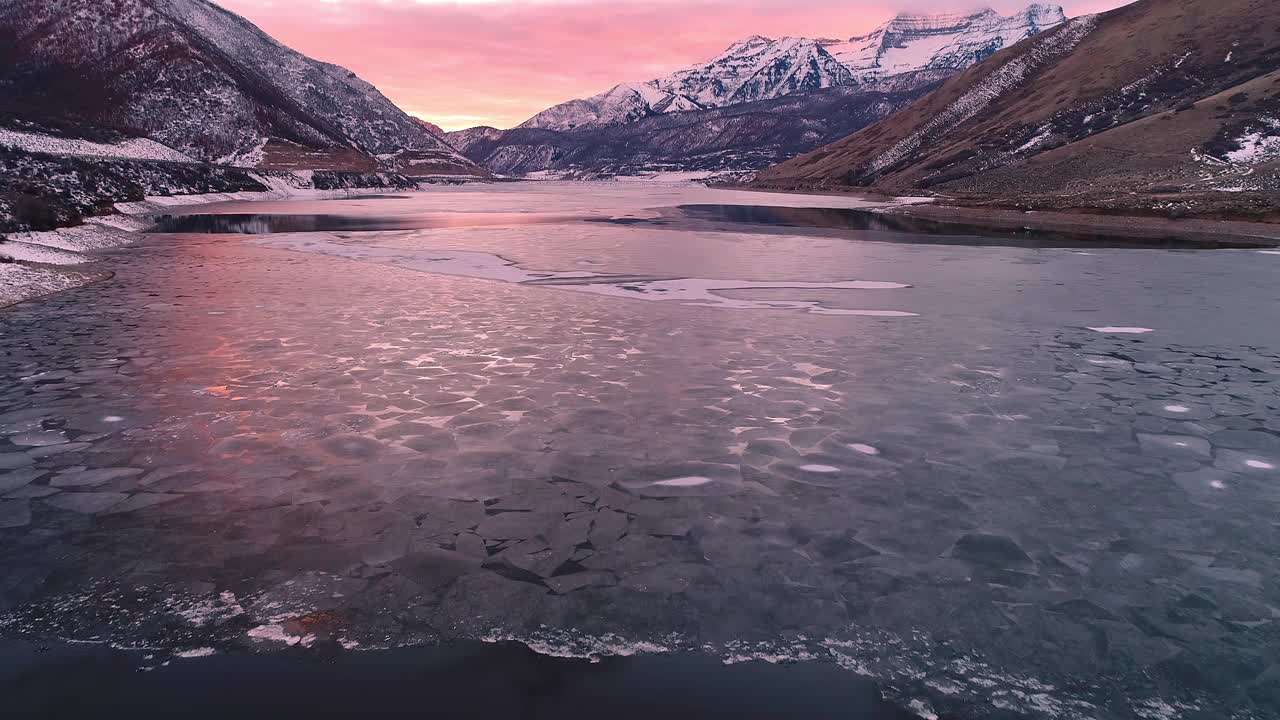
[1087,326,1154,334]
[651,476,715,487]
[248,235,917,318]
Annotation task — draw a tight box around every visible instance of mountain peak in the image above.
[891,7,996,22]
[728,35,774,49]
[829,4,1068,79]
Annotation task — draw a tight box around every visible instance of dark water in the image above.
[1,638,910,719]
[151,204,1270,250]
[147,212,581,234]
[665,205,1267,248]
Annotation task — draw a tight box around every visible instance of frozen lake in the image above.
[2,182,1279,719]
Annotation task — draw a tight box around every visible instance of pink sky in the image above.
[216,0,1130,132]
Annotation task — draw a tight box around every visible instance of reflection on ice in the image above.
[250,235,917,317]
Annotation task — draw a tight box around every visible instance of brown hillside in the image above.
[754,0,1280,213]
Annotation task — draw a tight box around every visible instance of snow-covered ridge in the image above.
[865,15,1097,176]
[516,4,1065,132]
[827,4,1067,81]
[653,36,853,109]
[0,129,195,163]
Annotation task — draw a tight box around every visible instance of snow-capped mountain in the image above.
[516,5,1064,132]
[520,83,707,131]
[0,0,483,175]
[449,72,949,177]
[824,4,1066,81]
[520,36,851,131]
[653,36,853,109]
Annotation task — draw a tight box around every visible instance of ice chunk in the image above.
[1087,327,1154,334]
[652,476,714,487]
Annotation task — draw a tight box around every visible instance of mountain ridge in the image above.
[448,74,947,178]
[515,5,1064,133]
[0,0,484,176]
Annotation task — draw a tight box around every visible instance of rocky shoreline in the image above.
[0,177,452,309]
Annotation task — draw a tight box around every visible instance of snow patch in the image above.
[0,129,194,162]
[1224,124,1280,164]
[0,264,100,308]
[0,241,89,266]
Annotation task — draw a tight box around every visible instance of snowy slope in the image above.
[825,4,1066,81]
[0,128,195,163]
[516,5,1064,132]
[0,0,482,175]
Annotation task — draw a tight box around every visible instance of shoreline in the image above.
[734,186,1280,247]
[881,202,1280,247]
[0,182,457,310]
[5,180,1279,311]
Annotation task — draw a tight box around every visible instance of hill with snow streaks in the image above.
[516,5,1062,133]
[755,0,1280,219]
[0,0,484,176]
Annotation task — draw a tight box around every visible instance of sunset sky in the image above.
[216,0,1130,132]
